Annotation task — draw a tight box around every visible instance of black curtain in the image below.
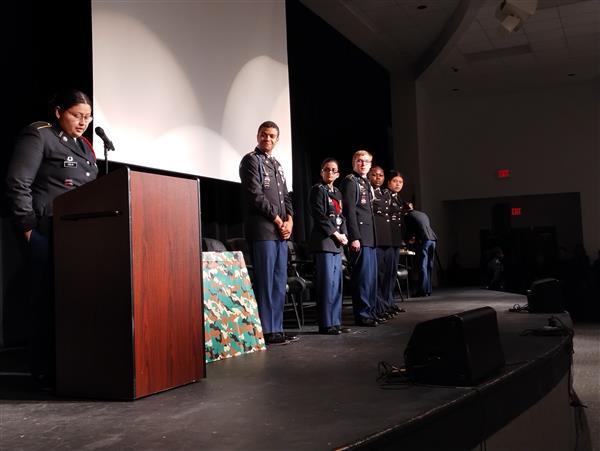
[286,0,392,244]
[1,1,94,346]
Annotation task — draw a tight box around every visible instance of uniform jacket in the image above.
[340,172,375,247]
[308,183,347,253]
[372,187,393,247]
[5,122,99,234]
[389,192,404,247]
[404,209,438,244]
[239,147,293,241]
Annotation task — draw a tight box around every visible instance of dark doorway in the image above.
[481,226,558,294]
[445,192,584,294]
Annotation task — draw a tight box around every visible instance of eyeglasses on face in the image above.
[356,159,372,165]
[67,111,93,123]
[321,168,338,173]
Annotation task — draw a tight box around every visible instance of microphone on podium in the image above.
[95,127,116,151]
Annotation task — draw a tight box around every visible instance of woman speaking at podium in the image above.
[5,88,98,388]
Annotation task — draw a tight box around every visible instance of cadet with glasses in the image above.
[308,158,350,335]
[5,88,98,388]
[340,150,379,327]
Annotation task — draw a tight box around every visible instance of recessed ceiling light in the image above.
[452,88,460,92]
[567,73,576,77]
[417,5,428,10]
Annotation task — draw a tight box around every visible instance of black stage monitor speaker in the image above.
[404,307,505,386]
[527,278,565,313]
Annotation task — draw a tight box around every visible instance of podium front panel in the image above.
[130,171,204,397]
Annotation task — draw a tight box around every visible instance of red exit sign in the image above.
[511,207,522,216]
[497,169,510,178]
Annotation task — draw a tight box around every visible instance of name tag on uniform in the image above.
[64,156,77,168]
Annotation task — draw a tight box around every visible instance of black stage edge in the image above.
[0,288,582,450]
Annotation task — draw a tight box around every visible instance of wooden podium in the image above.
[53,167,205,399]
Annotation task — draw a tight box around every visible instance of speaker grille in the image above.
[404,307,505,386]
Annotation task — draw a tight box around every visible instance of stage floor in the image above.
[1,288,577,450]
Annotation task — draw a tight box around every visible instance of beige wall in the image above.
[391,79,599,268]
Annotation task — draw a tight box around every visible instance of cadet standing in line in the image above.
[368,165,397,320]
[387,170,407,313]
[239,121,297,345]
[308,158,350,335]
[340,150,379,327]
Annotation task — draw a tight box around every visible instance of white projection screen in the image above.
[91,0,293,184]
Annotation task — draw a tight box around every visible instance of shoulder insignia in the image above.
[30,121,52,129]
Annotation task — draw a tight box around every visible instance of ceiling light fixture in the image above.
[495,0,538,33]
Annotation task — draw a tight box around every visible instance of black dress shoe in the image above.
[264,332,286,344]
[335,326,352,333]
[283,332,299,341]
[319,327,341,335]
[355,318,377,327]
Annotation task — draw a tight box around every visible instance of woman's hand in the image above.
[334,232,348,246]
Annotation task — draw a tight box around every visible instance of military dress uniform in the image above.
[340,172,377,324]
[6,122,99,234]
[389,192,405,310]
[308,183,347,331]
[404,209,438,296]
[239,147,293,337]
[389,193,404,248]
[372,187,397,317]
[5,121,99,384]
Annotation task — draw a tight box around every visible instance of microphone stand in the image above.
[104,143,109,175]
[94,127,115,175]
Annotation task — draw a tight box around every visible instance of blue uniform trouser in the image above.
[348,246,377,321]
[418,240,436,295]
[251,240,288,334]
[376,246,399,314]
[314,252,343,328]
